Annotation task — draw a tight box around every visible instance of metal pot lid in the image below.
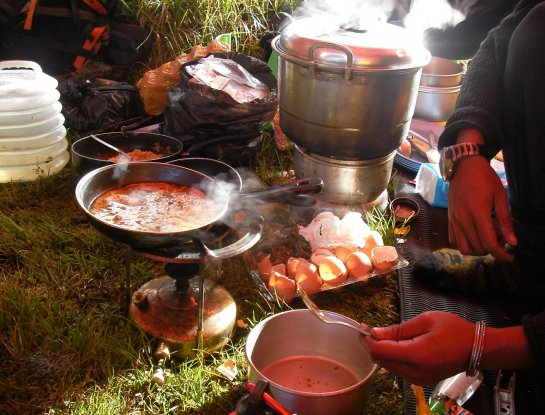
[274,16,430,70]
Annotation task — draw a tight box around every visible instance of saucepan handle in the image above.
[197,215,264,260]
[234,177,323,206]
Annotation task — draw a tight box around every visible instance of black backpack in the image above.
[0,0,153,76]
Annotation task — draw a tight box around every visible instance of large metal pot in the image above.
[273,16,430,160]
[246,309,377,415]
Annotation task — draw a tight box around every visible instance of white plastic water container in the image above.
[0,60,68,182]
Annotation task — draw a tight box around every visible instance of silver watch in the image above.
[439,143,487,181]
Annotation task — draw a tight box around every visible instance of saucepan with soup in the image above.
[75,162,322,252]
[71,131,184,175]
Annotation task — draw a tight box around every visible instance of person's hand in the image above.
[362,311,475,386]
[448,155,517,261]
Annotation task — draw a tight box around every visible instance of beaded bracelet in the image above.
[466,320,486,377]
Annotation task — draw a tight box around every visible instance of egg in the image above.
[345,251,373,280]
[399,137,412,157]
[333,245,356,263]
[310,248,334,266]
[271,263,287,278]
[286,257,309,278]
[257,254,273,283]
[371,245,399,272]
[294,262,323,293]
[359,230,384,258]
[318,255,348,286]
[268,271,296,303]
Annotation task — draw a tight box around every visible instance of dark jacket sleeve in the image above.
[523,311,545,374]
[438,0,541,158]
[424,0,518,60]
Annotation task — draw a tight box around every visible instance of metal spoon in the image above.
[297,284,372,336]
[90,134,132,161]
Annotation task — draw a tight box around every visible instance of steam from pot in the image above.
[287,0,471,44]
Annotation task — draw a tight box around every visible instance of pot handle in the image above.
[308,42,354,81]
[197,215,264,260]
[234,177,323,206]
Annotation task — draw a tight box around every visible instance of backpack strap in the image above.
[23,0,38,29]
[73,23,108,69]
[81,0,107,15]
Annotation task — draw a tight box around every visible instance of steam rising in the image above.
[289,0,473,44]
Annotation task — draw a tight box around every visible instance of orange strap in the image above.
[23,0,39,30]
[73,24,107,69]
[82,0,107,14]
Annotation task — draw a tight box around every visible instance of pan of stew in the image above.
[75,162,323,252]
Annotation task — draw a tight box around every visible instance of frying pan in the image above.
[75,162,323,253]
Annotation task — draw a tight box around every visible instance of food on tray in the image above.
[257,254,273,282]
[268,272,296,303]
[294,262,322,293]
[317,255,348,286]
[345,251,373,280]
[253,210,404,302]
[333,245,356,263]
[358,230,384,258]
[90,182,219,232]
[287,257,308,278]
[371,246,399,272]
[298,211,371,251]
[310,247,334,266]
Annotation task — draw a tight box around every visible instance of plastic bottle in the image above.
[428,371,483,414]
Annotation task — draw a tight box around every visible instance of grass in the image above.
[121,0,299,77]
[0,132,408,414]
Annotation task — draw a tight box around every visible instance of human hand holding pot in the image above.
[362,311,475,386]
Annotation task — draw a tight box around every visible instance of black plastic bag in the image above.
[59,78,147,134]
[162,52,278,165]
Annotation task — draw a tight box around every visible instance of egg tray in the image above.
[248,255,409,301]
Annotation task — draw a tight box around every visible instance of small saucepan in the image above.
[75,162,323,251]
[71,131,184,176]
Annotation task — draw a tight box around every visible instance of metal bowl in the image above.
[414,84,461,122]
[390,197,420,223]
[420,56,463,88]
[71,131,183,176]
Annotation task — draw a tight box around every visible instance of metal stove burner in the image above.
[129,262,237,359]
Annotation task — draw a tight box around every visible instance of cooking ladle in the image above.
[297,285,373,336]
[90,134,132,161]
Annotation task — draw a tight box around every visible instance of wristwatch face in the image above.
[439,147,454,181]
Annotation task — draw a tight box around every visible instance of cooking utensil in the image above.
[293,144,394,204]
[75,162,323,250]
[297,285,372,336]
[71,131,184,175]
[246,309,377,415]
[90,134,132,161]
[414,84,461,122]
[420,56,463,88]
[273,16,430,160]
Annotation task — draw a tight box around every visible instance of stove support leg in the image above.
[124,247,132,309]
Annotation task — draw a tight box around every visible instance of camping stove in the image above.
[124,224,253,366]
[293,144,394,207]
